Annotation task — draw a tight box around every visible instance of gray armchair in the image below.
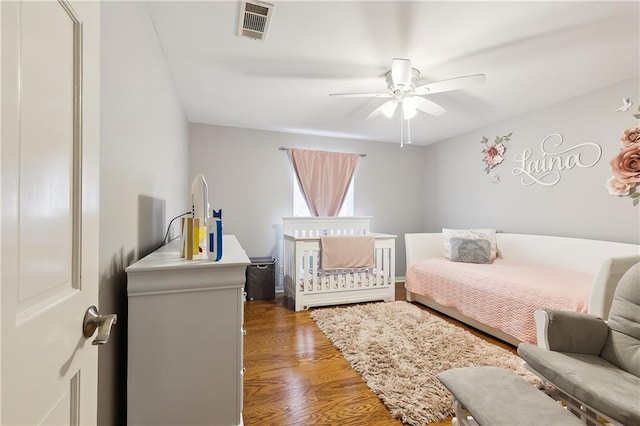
[518,262,640,426]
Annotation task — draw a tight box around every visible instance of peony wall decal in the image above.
[608,98,640,206]
[481,132,512,184]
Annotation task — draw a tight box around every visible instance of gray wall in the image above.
[424,78,639,244]
[189,124,427,282]
[99,3,189,425]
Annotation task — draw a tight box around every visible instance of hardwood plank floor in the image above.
[243,283,516,425]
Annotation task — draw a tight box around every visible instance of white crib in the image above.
[283,217,396,311]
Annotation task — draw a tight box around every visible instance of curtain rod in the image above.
[278,147,366,158]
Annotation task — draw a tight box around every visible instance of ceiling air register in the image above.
[237,1,274,41]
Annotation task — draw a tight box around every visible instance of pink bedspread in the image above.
[405,258,592,344]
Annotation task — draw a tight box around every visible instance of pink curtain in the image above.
[289,148,359,217]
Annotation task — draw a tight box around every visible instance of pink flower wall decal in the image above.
[610,97,640,206]
[621,127,640,148]
[606,177,633,197]
[481,132,512,184]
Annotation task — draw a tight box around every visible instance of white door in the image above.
[1,0,102,424]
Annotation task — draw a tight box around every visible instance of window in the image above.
[288,148,359,217]
[293,178,354,217]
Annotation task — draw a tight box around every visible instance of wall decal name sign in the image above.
[512,134,602,186]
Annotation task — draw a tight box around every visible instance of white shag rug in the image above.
[310,301,538,425]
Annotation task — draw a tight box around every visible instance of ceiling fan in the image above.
[329,58,486,122]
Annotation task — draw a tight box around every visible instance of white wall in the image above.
[424,77,640,244]
[99,3,189,425]
[189,124,426,284]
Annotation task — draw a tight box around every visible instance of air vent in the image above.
[237,1,274,41]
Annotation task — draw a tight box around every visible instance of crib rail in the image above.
[284,233,396,311]
[282,216,371,237]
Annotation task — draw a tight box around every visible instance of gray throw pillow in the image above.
[449,238,492,264]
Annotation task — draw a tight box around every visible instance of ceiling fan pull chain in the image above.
[400,107,404,148]
[407,118,412,144]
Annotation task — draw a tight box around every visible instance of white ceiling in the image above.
[146,1,639,146]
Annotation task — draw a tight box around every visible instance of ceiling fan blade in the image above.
[414,74,486,96]
[391,58,412,88]
[329,92,393,98]
[366,100,398,120]
[415,96,446,116]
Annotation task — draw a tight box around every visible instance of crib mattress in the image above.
[405,258,592,344]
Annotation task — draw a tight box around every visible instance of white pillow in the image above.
[443,228,497,260]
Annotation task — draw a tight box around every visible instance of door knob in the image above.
[83,306,117,345]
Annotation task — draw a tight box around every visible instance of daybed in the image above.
[405,231,640,346]
[283,216,396,311]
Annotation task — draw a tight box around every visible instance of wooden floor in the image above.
[243,283,516,425]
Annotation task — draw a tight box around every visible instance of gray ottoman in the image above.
[437,367,584,426]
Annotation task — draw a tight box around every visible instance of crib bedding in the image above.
[320,235,375,270]
[405,258,592,344]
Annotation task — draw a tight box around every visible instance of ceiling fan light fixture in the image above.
[402,96,419,119]
[381,100,398,118]
[402,105,417,120]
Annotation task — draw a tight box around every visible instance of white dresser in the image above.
[125,235,249,426]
